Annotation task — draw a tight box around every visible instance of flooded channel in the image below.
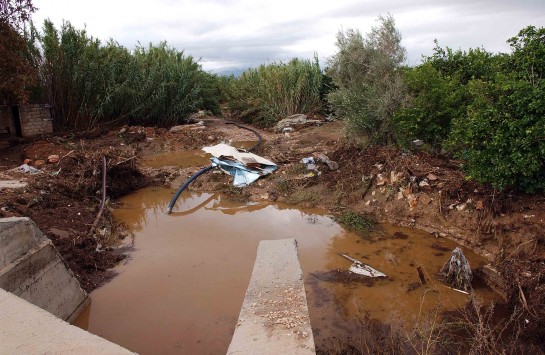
[74,187,497,354]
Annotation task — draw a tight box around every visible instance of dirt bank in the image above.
[1,116,544,349]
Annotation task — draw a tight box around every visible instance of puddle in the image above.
[74,187,497,354]
[227,140,260,151]
[141,141,259,169]
[142,150,211,168]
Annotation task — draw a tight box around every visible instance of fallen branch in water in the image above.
[442,285,469,295]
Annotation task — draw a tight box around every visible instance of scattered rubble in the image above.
[274,114,323,132]
[17,164,40,174]
[47,154,59,164]
[315,154,338,171]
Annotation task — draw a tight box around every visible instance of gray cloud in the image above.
[33,0,545,72]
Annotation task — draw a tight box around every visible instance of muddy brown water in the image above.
[74,186,497,354]
[141,141,259,168]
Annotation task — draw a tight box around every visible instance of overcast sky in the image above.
[32,0,545,73]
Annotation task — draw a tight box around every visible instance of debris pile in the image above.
[440,247,473,292]
[203,143,277,187]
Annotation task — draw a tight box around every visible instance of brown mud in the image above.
[0,115,544,350]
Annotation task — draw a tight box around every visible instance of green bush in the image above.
[327,14,406,144]
[394,63,462,148]
[447,26,545,192]
[227,57,322,127]
[394,45,499,149]
[36,20,220,130]
[392,26,545,192]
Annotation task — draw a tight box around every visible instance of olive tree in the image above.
[327,14,406,144]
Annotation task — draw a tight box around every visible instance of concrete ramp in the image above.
[0,288,134,354]
[0,217,88,322]
[227,239,315,354]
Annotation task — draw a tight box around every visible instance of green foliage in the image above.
[0,20,36,104]
[394,25,545,192]
[395,46,499,149]
[449,78,545,192]
[394,63,464,148]
[319,71,336,114]
[507,25,545,84]
[336,211,375,236]
[35,20,220,130]
[327,14,406,144]
[449,26,545,192]
[0,0,36,104]
[227,57,322,127]
[427,42,498,84]
[447,26,545,192]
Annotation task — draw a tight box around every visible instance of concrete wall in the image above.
[227,239,316,354]
[18,104,53,136]
[0,217,88,322]
[0,288,134,354]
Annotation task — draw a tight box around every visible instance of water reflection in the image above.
[78,187,497,355]
[76,187,341,354]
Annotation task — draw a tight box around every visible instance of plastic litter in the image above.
[18,164,40,174]
[338,253,387,278]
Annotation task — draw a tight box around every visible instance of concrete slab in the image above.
[0,288,134,354]
[0,217,47,269]
[0,180,27,190]
[0,217,88,321]
[227,239,316,354]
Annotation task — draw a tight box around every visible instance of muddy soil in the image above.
[1,115,544,349]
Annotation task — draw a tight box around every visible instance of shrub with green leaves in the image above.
[394,45,499,149]
[327,14,406,144]
[394,63,462,148]
[227,57,322,127]
[447,26,545,192]
[35,20,220,130]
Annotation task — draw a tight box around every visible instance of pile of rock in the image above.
[274,114,324,133]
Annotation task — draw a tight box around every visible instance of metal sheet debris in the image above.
[203,144,277,187]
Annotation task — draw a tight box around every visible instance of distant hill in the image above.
[213,68,247,77]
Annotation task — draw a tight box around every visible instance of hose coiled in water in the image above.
[166,121,262,214]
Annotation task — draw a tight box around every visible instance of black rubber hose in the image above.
[166,120,263,214]
[167,165,215,213]
[225,120,263,152]
[169,194,216,217]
